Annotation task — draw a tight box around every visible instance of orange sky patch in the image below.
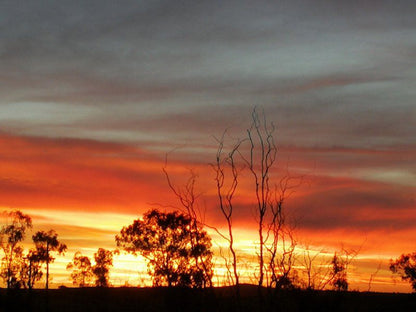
[0,131,415,291]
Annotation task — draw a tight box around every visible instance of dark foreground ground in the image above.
[1,285,415,312]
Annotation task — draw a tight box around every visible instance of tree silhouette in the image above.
[67,251,93,287]
[163,160,213,288]
[215,108,300,289]
[331,253,348,291]
[300,246,330,290]
[0,246,24,289]
[20,249,43,289]
[390,253,416,291]
[266,176,300,290]
[299,247,357,291]
[32,230,67,289]
[268,225,297,290]
[66,249,114,288]
[213,134,241,290]
[243,108,277,287]
[116,208,212,288]
[92,248,113,287]
[0,210,32,288]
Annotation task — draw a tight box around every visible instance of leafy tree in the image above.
[66,249,114,288]
[0,246,25,289]
[67,251,93,287]
[32,230,67,289]
[116,209,213,288]
[20,249,43,289]
[0,210,32,288]
[390,253,416,291]
[92,248,113,287]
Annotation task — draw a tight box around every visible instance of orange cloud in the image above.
[1,132,415,291]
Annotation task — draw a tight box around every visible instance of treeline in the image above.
[2,207,416,293]
[0,209,118,289]
[0,207,346,291]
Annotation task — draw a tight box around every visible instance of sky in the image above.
[0,0,415,291]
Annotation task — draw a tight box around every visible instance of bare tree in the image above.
[300,246,326,290]
[300,246,358,291]
[265,175,301,289]
[163,158,213,287]
[212,134,242,289]
[367,260,382,292]
[239,108,277,287]
[267,226,298,290]
[214,108,300,290]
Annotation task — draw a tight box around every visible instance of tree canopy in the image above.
[93,248,113,287]
[116,209,212,288]
[0,210,32,288]
[67,251,93,287]
[390,253,416,291]
[67,248,114,287]
[33,229,67,289]
[21,249,43,289]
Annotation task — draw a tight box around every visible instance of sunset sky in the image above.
[1,0,415,291]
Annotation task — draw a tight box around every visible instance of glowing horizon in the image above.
[2,204,413,293]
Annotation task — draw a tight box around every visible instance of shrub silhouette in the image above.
[116,208,212,288]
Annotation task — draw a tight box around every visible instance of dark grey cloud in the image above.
[0,0,415,150]
[287,176,416,231]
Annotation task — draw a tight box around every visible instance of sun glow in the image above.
[0,198,412,293]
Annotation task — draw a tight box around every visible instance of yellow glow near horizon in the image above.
[0,207,412,292]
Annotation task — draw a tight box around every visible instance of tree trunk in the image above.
[46,243,49,289]
[259,219,264,287]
